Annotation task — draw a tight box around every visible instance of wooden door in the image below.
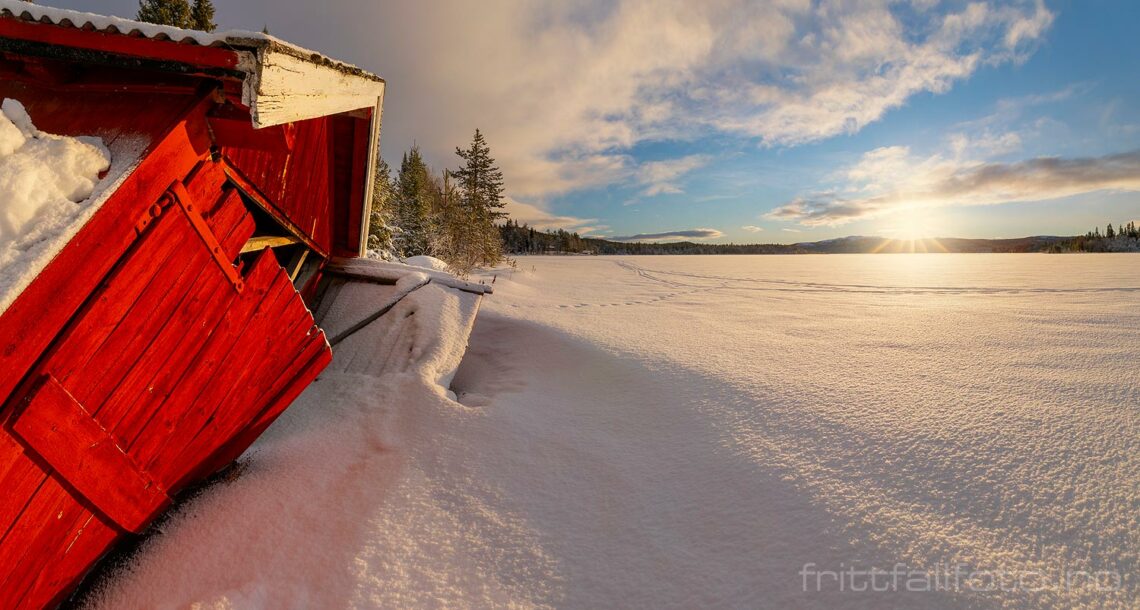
[0,161,331,608]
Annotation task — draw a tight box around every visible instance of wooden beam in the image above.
[7,375,171,534]
[240,235,300,254]
[219,161,330,258]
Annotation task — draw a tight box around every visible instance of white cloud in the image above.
[768,148,1140,226]
[702,0,1054,146]
[503,197,598,232]
[948,130,1022,158]
[260,0,1054,200]
[636,155,712,197]
[741,225,764,233]
[611,228,724,242]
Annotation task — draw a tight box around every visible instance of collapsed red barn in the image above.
[0,3,386,606]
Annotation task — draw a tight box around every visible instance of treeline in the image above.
[367,130,508,273]
[500,222,806,255]
[1052,221,1140,253]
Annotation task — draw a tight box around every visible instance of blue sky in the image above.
[53,0,1140,243]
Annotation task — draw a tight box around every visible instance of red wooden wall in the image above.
[222,109,372,259]
[0,157,331,609]
[0,58,346,608]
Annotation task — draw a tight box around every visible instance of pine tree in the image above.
[1106,223,1115,239]
[453,129,506,265]
[189,0,216,32]
[366,157,396,256]
[394,147,434,257]
[136,0,191,28]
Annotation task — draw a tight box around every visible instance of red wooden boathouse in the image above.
[0,3,386,606]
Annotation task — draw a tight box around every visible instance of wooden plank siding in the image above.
[0,41,377,607]
[0,137,331,610]
[223,115,333,254]
[223,111,372,259]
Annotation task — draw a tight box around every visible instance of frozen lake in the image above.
[456,254,1139,609]
[83,254,1138,609]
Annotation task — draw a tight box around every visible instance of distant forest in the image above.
[501,221,1140,255]
[499,222,806,255]
[1051,222,1140,252]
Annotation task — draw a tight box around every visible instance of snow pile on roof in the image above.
[0,99,111,314]
[0,0,267,52]
[404,255,450,272]
[0,1,383,86]
[79,266,492,607]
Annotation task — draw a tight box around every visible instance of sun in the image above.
[894,209,935,241]
[877,209,948,253]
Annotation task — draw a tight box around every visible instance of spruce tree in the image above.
[394,147,434,257]
[453,129,506,265]
[366,157,396,255]
[189,0,217,32]
[136,0,191,28]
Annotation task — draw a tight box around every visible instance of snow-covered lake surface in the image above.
[84,254,1138,609]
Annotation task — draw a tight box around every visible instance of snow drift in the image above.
[404,255,450,272]
[0,98,114,315]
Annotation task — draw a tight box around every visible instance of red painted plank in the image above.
[190,332,330,484]
[0,17,242,71]
[223,115,337,254]
[8,375,170,533]
[63,219,210,410]
[108,203,254,444]
[148,272,301,480]
[182,303,314,447]
[88,244,225,437]
[132,253,288,478]
[59,181,251,422]
[0,478,77,607]
[183,160,232,217]
[342,114,372,257]
[206,188,258,259]
[209,113,294,152]
[0,78,191,154]
[23,512,118,610]
[0,442,48,547]
[170,308,321,481]
[44,199,187,385]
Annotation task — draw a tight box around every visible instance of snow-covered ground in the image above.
[82,254,1138,609]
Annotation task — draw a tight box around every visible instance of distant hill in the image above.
[500,223,1077,255]
[793,235,1073,254]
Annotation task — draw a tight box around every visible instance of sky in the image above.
[51,0,1140,243]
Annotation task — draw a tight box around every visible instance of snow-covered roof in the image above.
[0,0,385,129]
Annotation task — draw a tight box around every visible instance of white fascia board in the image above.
[358,97,384,257]
[244,45,386,130]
